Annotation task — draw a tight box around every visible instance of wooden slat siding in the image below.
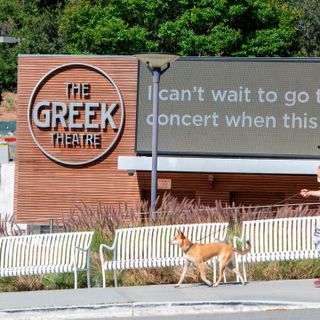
[16,56,141,224]
[137,172,319,207]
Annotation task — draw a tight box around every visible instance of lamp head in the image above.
[135,53,179,69]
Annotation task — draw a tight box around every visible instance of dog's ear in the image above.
[179,230,186,239]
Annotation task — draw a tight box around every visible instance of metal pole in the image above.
[49,218,54,233]
[150,67,161,222]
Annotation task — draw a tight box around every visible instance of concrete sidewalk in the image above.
[0,279,320,319]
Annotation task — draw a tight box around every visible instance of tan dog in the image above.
[171,230,251,287]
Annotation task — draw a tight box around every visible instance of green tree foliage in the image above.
[0,0,307,94]
[287,0,320,56]
[158,0,300,56]
[60,0,300,57]
[59,0,158,54]
[0,0,22,93]
[0,0,64,93]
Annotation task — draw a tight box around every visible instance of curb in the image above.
[1,300,320,319]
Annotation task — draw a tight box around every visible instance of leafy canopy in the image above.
[0,0,306,93]
[60,0,300,57]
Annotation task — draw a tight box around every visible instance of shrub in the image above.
[0,213,23,236]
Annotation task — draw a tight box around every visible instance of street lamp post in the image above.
[135,53,179,222]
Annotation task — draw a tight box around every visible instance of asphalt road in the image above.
[1,279,320,319]
[115,309,320,320]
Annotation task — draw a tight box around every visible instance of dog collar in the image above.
[184,243,194,254]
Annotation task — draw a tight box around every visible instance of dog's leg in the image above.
[231,267,245,285]
[175,260,190,288]
[226,260,245,285]
[198,262,212,287]
[214,256,230,287]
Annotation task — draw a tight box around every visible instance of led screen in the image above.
[136,58,320,158]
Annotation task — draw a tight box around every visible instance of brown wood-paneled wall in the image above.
[16,56,141,224]
[137,172,319,207]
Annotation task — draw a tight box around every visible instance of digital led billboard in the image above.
[136,58,320,158]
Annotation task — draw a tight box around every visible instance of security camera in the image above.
[128,170,135,176]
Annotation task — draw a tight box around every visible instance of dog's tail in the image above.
[232,241,251,255]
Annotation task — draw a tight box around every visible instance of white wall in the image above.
[0,162,15,217]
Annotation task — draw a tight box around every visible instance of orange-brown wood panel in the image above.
[16,56,141,224]
[137,172,318,207]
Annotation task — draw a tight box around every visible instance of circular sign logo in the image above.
[28,63,124,165]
